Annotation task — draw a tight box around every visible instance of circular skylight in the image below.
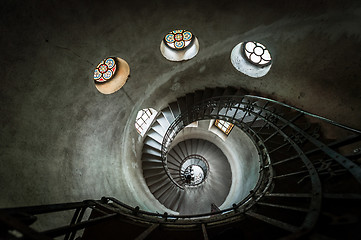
[242,41,272,66]
[164,30,194,50]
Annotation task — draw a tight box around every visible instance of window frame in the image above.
[135,108,157,136]
[214,119,234,136]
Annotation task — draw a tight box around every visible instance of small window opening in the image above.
[164,30,194,50]
[94,57,117,83]
[160,29,199,61]
[231,41,272,78]
[135,108,157,136]
[242,41,272,66]
[214,119,234,136]
[93,57,130,94]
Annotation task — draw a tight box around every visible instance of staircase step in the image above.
[234,88,248,96]
[156,183,176,203]
[194,90,203,104]
[172,143,186,160]
[185,139,194,155]
[143,170,165,179]
[196,138,208,155]
[142,161,164,170]
[223,86,238,96]
[142,147,161,157]
[175,191,187,212]
[151,122,166,137]
[156,115,170,131]
[168,169,180,179]
[143,136,162,150]
[165,188,182,211]
[169,101,181,119]
[142,152,163,162]
[212,87,225,98]
[202,88,214,101]
[145,174,168,185]
[161,107,175,125]
[151,178,173,196]
[179,141,189,158]
[147,129,163,144]
[143,168,164,178]
[167,151,183,165]
[186,93,195,123]
[177,97,187,116]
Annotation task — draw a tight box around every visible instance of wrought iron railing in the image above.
[2,94,360,239]
[0,195,265,240]
[159,94,361,232]
[161,95,361,183]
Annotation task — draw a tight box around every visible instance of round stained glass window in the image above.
[242,41,272,66]
[164,30,194,50]
[94,57,117,83]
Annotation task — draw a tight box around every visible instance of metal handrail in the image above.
[161,94,361,181]
[242,95,361,134]
[2,95,361,239]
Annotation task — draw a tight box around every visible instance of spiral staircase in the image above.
[1,87,361,239]
[141,88,237,214]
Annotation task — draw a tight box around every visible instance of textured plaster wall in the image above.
[1,0,361,226]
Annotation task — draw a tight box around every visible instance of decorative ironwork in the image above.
[242,41,272,66]
[94,57,117,83]
[159,91,361,236]
[2,87,361,240]
[163,30,194,50]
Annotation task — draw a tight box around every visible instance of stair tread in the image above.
[143,136,162,150]
[161,107,175,125]
[142,145,161,156]
[151,122,166,137]
[169,101,180,119]
[156,115,170,131]
[147,129,163,144]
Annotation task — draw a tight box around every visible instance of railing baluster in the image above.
[64,208,81,240]
[264,112,304,143]
[201,223,209,240]
[68,207,86,240]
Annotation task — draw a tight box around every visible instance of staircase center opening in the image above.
[180,154,209,186]
[183,165,204,185]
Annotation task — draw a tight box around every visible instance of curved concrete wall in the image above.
[154,120,261,210]
[1,0,361,230]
